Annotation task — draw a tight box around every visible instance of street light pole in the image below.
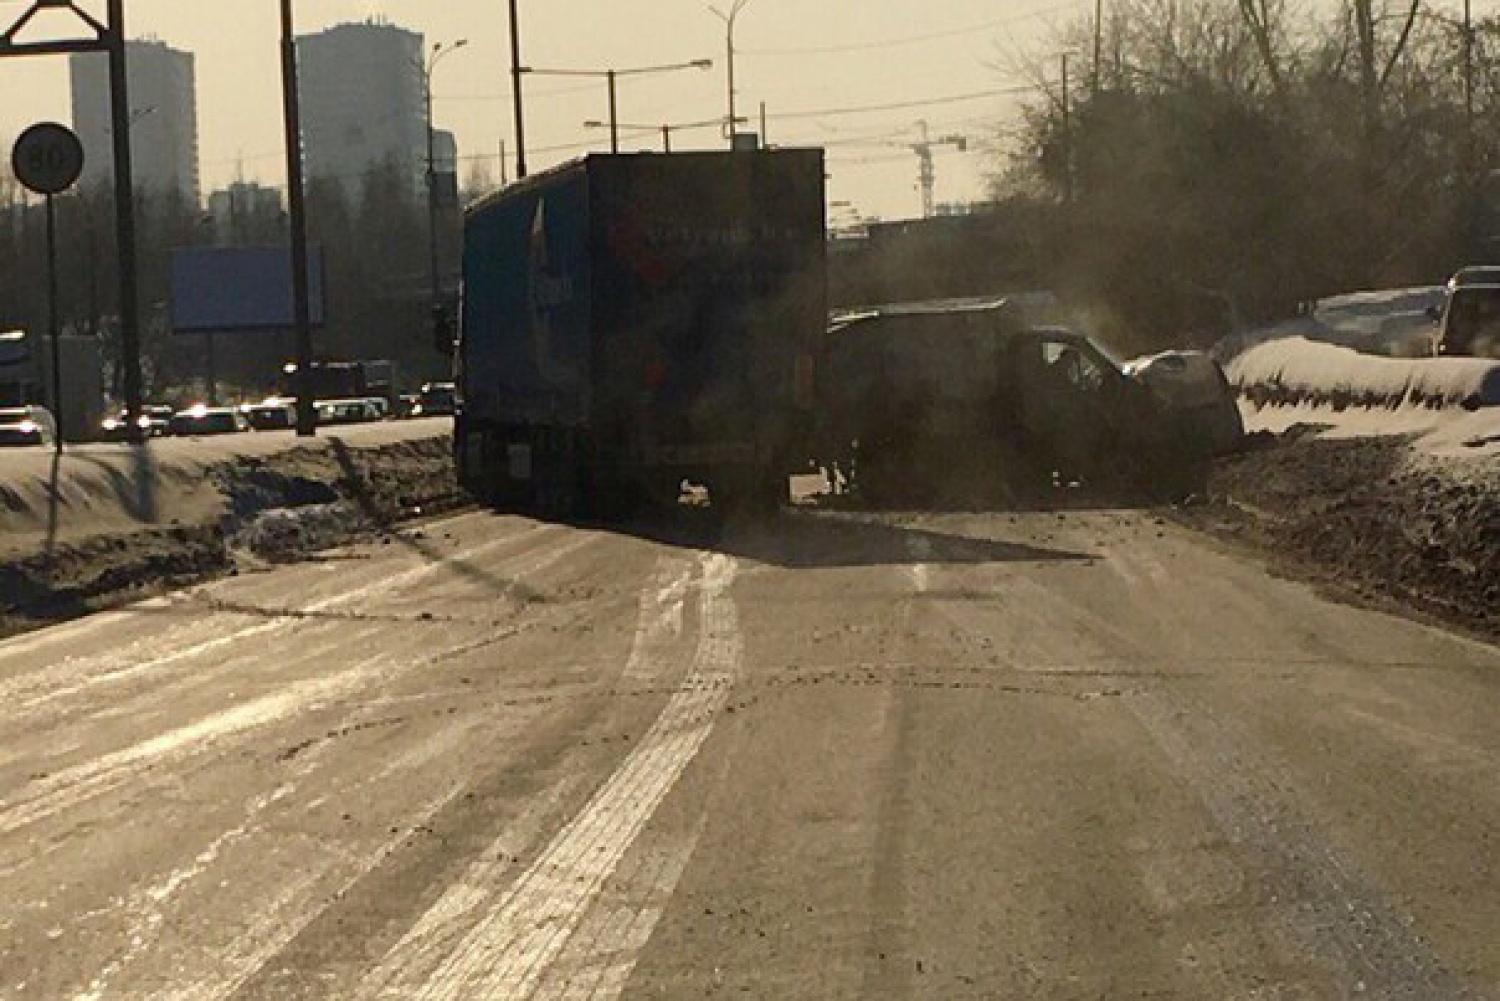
[507,0,527,178]
[608,69,619,153]
[422,40,467,318]
[709,0,751,147]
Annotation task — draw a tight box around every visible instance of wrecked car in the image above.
[813,299,1222,506]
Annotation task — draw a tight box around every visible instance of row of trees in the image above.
[0,159,464,404]
[999,0,1500,355]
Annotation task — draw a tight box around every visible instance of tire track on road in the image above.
[364,552,741,1001]
[0,523,561,715]
[46,529,616,1000]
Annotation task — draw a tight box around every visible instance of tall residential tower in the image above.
[297,19,427,198]
[70,38,200,206]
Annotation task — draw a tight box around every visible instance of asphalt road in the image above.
[1,504,1497,1000]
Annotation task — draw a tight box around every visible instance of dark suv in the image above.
[1436,267,1500,358]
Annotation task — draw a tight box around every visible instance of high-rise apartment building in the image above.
[70,38,200,206]
[297,19,426,198]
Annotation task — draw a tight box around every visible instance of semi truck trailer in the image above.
[455,150,826,517]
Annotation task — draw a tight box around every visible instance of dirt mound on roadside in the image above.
[1185,434,1499,640]
[0,434,461,635]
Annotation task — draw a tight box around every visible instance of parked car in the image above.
[169,405,249,436]
[99,404,174,441]
[314,397,386,426]
[1435,266,1500,358]
[393,393,421,419]
[0,405,57,448]
[241,399,297,431]
[412,382,456,417]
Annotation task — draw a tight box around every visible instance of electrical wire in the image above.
[766,84,1039,121]
[740,0,1093,56]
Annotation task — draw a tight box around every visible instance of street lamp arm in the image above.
[614,58,713,76]
[428,37,468,74]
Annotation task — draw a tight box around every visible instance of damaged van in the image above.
[813,299,1231,506]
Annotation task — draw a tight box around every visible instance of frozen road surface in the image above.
[1,506,1496,999]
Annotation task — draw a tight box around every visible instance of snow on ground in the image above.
[0,418,453,560]
[0,419,460,632]
[1226,336,1500,410]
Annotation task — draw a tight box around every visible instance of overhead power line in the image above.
[740,0,1092,56]
[768,85,1037,121]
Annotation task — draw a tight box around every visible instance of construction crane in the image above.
[910,120,967,218]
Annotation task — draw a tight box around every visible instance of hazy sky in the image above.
[0,0,1090,220]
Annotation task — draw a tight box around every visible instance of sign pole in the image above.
[11,122,84,452]
[45,192,62,452]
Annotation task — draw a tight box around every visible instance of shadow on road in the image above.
[325,435,529,595]
[44,447,61,559]
[520,505,1096,569]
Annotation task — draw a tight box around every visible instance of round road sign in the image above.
[12,123,84,196]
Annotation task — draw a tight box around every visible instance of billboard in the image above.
[170,245,326,334]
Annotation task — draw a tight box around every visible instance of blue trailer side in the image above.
[456,150,826,518]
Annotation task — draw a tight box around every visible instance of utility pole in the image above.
[608,70,619,153]
[508,0,528,178]
[279,0,315,437]
[106,0,142,432]
[534,61,712,154]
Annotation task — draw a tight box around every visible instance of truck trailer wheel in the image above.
[713,469,787,518]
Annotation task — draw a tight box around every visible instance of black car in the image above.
[0,405,57,448]
[413,382,456,417]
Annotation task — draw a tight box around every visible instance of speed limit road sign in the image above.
[12,123,84,196]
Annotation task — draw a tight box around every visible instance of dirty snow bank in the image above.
[1226,336,1500,410]
[0,423,459,631]
[1186,432,1499,640]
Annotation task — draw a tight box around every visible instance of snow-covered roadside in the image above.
[1225,336,1500,410]
[0,421,461,634]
